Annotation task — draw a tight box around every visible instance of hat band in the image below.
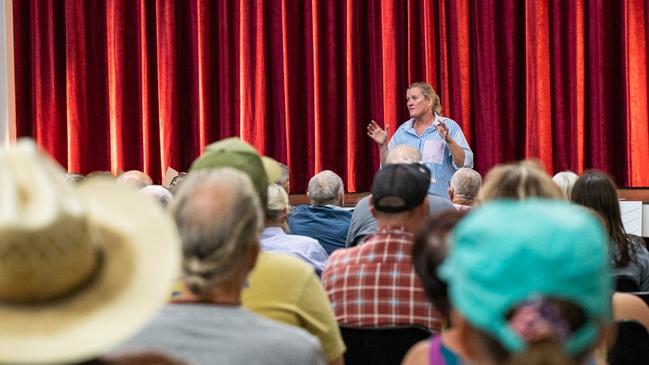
[3,248,105,305]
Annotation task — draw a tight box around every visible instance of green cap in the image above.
[439,199,612,355]
[189,138,281,201]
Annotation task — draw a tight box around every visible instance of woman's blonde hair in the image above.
[408,82,442,114]
[477,160,564,203]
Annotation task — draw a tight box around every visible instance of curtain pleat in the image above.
[12,0,649,191]
[624,0,649,186]
[524,0,552,168]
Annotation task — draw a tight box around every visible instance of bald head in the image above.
[386,145,421,165]
[140,185,173,208]
[117,170,153,190]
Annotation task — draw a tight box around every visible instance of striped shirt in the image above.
[322,226,441,331]
[388,115,473,199]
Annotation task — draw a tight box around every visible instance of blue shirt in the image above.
[288,205,352,255]
[260,227,328,275]
[388,115,473,198]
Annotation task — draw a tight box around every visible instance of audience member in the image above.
[552,171,579,199]
[66,172,86,184]
[263,183,328,274]
[117,170,153,190]
[448,167,481,210]
[190,138,281,204]
[86,170,114,179]
[571,170,649,291]
[168,172,187,195]
[289,170,352,254]
[0,140,181,365]
[477,160,563,203]
[346,145,453,247]
[439,200,612,365]
[118,169,325,365]
[323,164,441,331]
[277,162,291,193]
[179,137,345,365]
[402,210,468,365]
[140,185,173,208]
[242,252,346,365]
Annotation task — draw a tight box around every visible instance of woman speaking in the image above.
[367,82,473,199]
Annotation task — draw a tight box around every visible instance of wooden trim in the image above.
[617,189,649,201]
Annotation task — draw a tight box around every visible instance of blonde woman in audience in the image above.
[476,160,564,203]
[571,170,649,291]
[553,171,579,199]
[439,200,612,365]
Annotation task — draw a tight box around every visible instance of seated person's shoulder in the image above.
[251,314,325,362]
[255,251,316,276]
[401,339,430,365]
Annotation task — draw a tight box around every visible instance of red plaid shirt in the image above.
[322,226,441,331]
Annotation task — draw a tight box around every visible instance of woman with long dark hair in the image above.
[571,170,649,291]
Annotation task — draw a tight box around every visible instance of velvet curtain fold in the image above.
[12,0,649,192]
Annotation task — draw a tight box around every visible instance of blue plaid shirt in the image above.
[388,115,473,199]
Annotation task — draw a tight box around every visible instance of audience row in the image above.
[3,137,649,365]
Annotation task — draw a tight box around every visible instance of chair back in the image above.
[608,320,649,365]
[615,275,640,292]
[340,325,432,365]
[629,291,649,307]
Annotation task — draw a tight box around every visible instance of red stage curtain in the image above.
[12,0,649,192]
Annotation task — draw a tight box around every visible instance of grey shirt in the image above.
[116,304,325,365]
[346,194,455,247]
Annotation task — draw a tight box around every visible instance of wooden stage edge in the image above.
[289,189,649,207]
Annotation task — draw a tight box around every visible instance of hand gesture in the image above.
[434,121,451,143]
[367,120,389,146]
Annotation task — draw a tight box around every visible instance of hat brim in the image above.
[0,180,181,365]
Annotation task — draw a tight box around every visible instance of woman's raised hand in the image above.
[367,120,389,145]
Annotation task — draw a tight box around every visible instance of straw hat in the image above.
[0,140,181,364]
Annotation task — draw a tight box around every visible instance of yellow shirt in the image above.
[242,252,345,362]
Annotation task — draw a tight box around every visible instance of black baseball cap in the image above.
[371,163,431,213]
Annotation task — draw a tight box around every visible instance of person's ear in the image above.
[448,186,454,200]
[369,197,378,218]
[246,242,260,273]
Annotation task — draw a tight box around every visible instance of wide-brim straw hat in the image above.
[0,140,181,364]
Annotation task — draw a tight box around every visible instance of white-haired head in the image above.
[140,185,174,208]
[307,170,344,206]
[552,171,579,199]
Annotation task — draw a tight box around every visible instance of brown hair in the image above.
[571,170,637,267]
[412,210,467,324]
[477,160,564,203]
[408,82,442,114]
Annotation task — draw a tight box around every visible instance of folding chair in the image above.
[339,325,432,365]
[615,275,640,292]
[608,320,649,365]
